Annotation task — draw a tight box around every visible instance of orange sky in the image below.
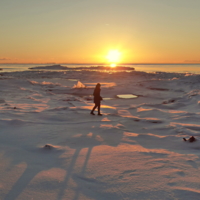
[1,1,200,64]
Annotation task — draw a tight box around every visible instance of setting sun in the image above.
[110,63,116,67]
[106,50,121,64]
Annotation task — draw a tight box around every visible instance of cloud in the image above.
[0,57,10,60]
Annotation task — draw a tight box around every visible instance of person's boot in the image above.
[90,111,95,115]
[98,113,102,116]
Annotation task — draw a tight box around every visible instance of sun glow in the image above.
[110,63,116,68]
[106,50,121,64]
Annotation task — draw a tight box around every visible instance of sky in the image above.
[1,0,200,64]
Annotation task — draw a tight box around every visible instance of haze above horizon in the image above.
[1,0,200,64]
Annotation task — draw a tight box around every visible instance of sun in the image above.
[110,63,116,68]
[106,50,121,64]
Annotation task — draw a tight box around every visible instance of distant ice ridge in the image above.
[28,64,135,71]
[29,64,68,70]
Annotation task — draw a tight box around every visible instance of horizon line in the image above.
[1,62,200,65]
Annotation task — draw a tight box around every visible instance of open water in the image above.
[1,64,200,74]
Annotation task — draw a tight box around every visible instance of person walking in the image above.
[90,83,102,115]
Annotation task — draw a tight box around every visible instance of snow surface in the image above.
[0,67,200,200]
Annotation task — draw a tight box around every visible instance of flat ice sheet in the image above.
[0,69,200,200]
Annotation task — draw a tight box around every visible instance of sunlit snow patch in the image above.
[117,94,138,99]
[72,81,86,88]
[68,79,78,81]
[103,97,114,100]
